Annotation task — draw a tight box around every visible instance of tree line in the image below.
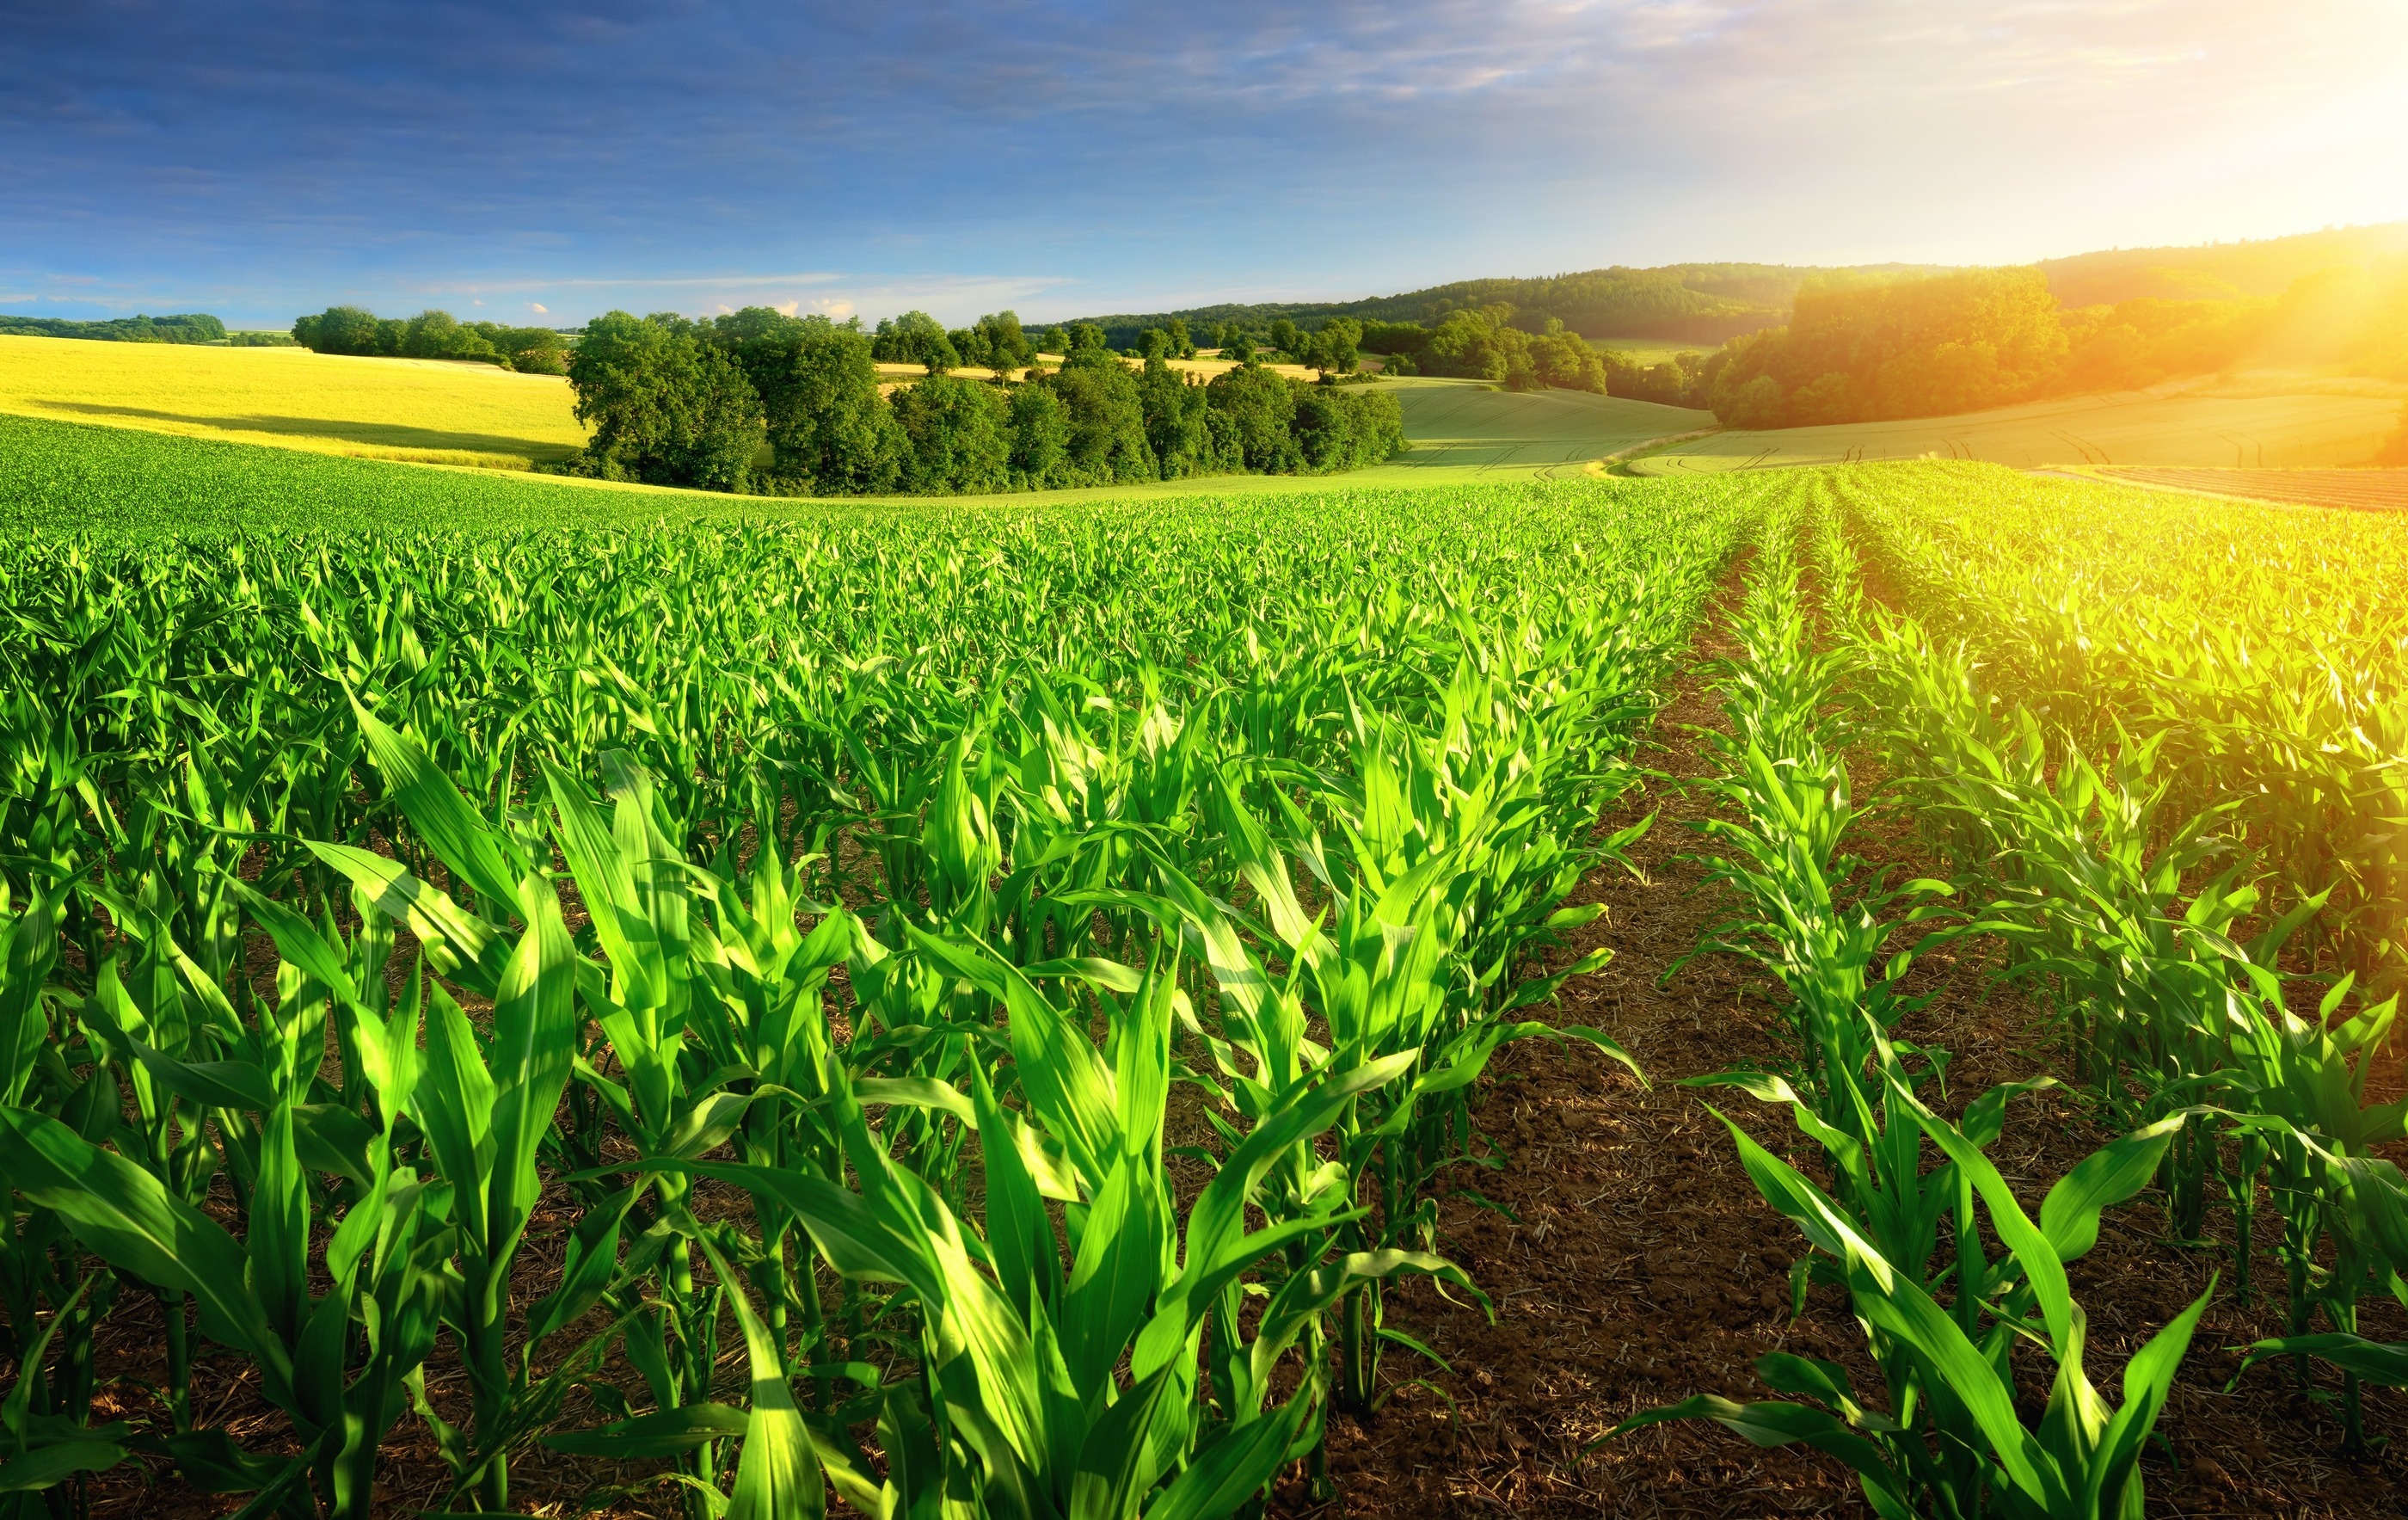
[0,312,272,344]
[550,307,1405,495]
[292,306,570,374]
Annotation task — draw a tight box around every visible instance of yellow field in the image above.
[1627,383,2399,475]
[0,335,587,469]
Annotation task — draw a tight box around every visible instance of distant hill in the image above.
[2038,224,2408,308]
[1071,224,2408,351]
[1067,263,1949,348]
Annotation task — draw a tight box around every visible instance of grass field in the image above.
[1626,381,2399,473]
[0,332,588,468]
[1374,376,1709,478]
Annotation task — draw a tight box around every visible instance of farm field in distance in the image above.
[0,333,589,469]
[1627,377,2402,472]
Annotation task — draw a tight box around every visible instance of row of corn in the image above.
[0,480,1766,1520]
[1623,468,2408,1514]
[1830,472,2408,1455]
[1606,489,2213,1519]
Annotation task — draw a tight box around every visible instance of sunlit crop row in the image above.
[1842,461,2408,988]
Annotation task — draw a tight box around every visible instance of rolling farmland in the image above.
[1628,384,2400,473]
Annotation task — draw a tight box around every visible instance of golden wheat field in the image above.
[0,334,590,469]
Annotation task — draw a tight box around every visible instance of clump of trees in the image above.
[549,307,1404,495]
[1365,309,1610,394]
[1202,317,1364,376]
[0,312,228,343]
[869,310,1041,374]
[291,306,570,374]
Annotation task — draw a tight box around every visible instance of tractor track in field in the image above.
[1309,551,2408,1518]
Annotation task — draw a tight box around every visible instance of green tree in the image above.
[1007,382,1069,484]
[713,311,902,495]
[1715,372,1786,428]
[1293,385,1404,471]
[871,311,960,373]
[488,326,568,375]
[1041,348,1153,483]
[1138,356,1215,477]
[1166,317,1195,359]
[891,375,1013,494]
[1204,363,1301,473]
[564,311,765,491]
[1136,328,1174,360]
[1268,317,1302,357]
[973,311,1035,374]
[1304,318,1361,376]
[1528,329,1605,393]
[400,310,503,364]
[291,305,384,356]
[1066,322,1109,354]
[1423,307,1525,382]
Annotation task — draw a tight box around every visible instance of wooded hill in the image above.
[1068,223,2408,352]
[1068,262,1941,348]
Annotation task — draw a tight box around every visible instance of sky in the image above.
[5,0,2407,329]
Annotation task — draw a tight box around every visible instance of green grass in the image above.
[1628,385,2399,473]
[1369,377,1710,479]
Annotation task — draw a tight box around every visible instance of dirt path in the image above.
[1314,557,2408,1517]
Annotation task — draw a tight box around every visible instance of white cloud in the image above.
[529,301,547,313]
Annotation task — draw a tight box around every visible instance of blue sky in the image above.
[5,1,2406,329]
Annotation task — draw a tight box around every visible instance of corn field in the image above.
[3,457,2405,1519]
